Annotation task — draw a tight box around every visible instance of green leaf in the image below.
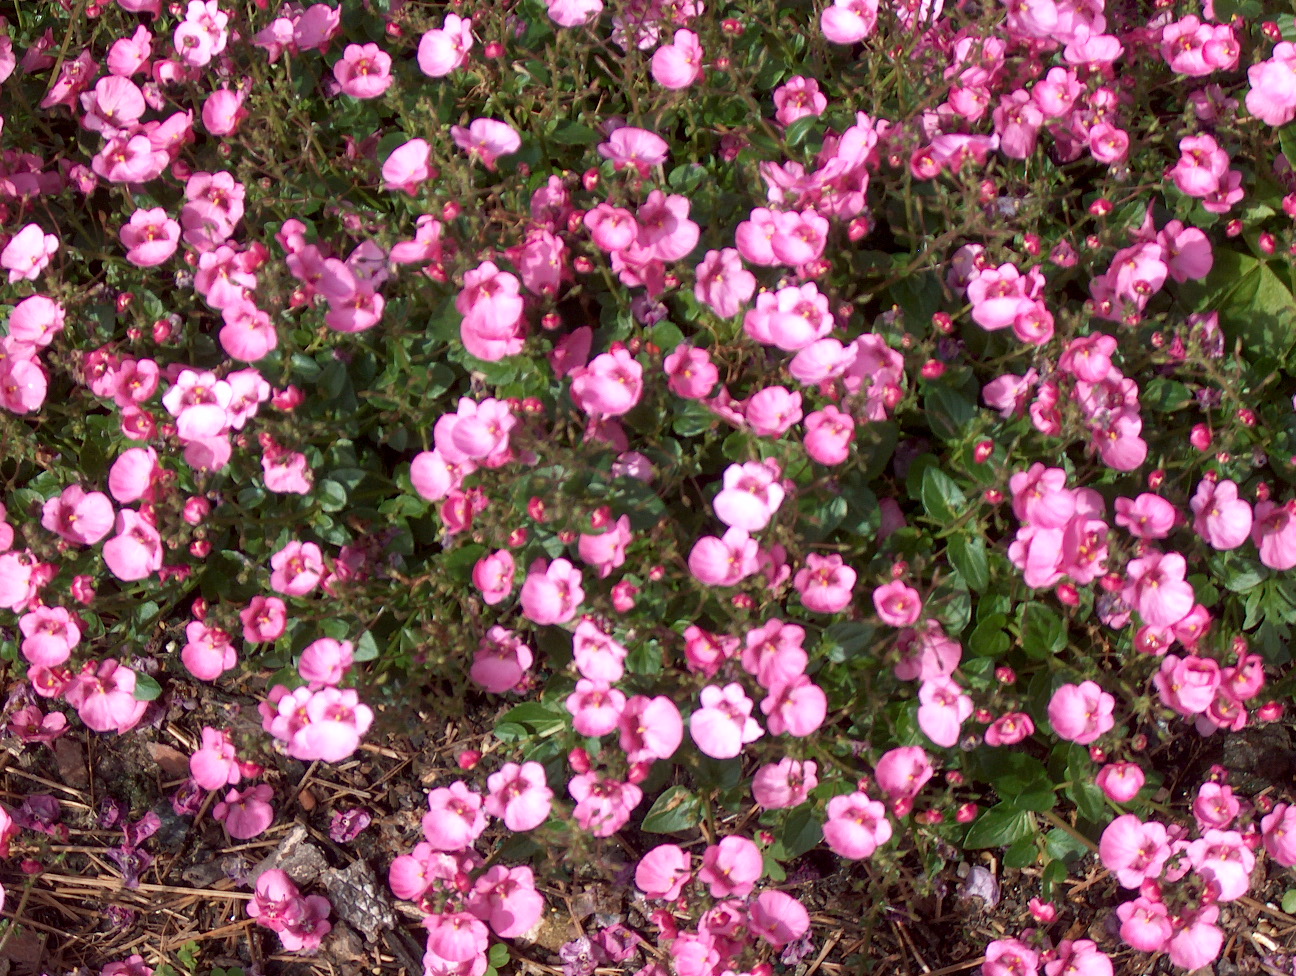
[672,400,717,437]
[1282,890,1296,915]
[133,674,163,702]
[1004,833,1039,869]
[778,805,824,860]
[489,943,510,968]
[977,749,1050,795]
[353,630,380,662]
[1067,780,1108,824]
[968,613,1010,657]
[963,803,1036,849]
[924,386,976,441]
[949,533,989,592]
[1019,603,1066,659]
[784,115,819,148]
[550,121,601,145]
[316,480,348,512]
[1010,790,1058,813]
[920,465,966,523]
[641,786,702,833]
[498,702,566,737]
[1045,828,1091,864]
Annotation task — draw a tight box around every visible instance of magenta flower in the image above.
[565,679,626,737]
[423,782,487,852]
[761,675,827,736]
[102,510,163,582]
[41,486,114,546]
[820,0,878,42]
[823,791,892,859]
[598,126,668,176]
[618,695,683,764]
[1047,681,1115,744]
[568,772,642,837]
[333,43,392,99]
[2,224,58,282]
[20,605,82,666]
[240,596,287,643]
[1095,763,1145,804]
[1262,803,1296,866]
[689,527,760,587]
[451,118,521,171]
[983,939,1040,976]
[214,784,274,839]
[698,836,762,898]
[382,138,432,195]
[635,844,691,900]
[519,557,584,625]
[752,758,818,809]
[689,683,763,759]
[569,347,644,419]
[1122,550,1195,628]
[873,747,933,801]
[917,676,973,748]
[181,621,237,681]
[190,727,241,791]
[1116,896,1172,952]
[873,581,922,627]
[466,864,544,938]
[417,14,473,77]
[652,30,703,89]
[8,294,66,349]
[297,638,354,688]
[794,553,856,613]
[1251,500,1296,570]
[119,208,180,267]
[484,762,553,832]
[269,541,324,596]
[471,626,533,694]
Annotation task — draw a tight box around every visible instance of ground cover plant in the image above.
[2,0,1296,973]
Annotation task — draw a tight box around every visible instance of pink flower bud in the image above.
[183,497,211,525]
[1225,219,1243,237]
[457,750,481,770]
[956,802,978,823]
[995,666,1016,684]
[1258,701,1285,722]
[920,360,945,379]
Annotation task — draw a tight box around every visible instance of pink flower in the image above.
[664,344,719,399]
[417,14,473,77]
[457,260,525,361]
[2,224,59,282]
[190,727,241,791]
[1116,896,1172,952]
[1194,782,1239,831]
[1252,500,1296,570]
[19,606,81,668]
[749,890,810,948]
[873,747,933,801]
[823,791,892,859]
[472,550,516,605]
[519,558,584,625]
[546,0,603,28]
[382,138,433,195]
[1246,44,1296,126]
[598,127,668,176]
[578,515,632,579]
[424,911,489,964]
[694,248,756,318]
[873,581,922,627]
[820,0,879,43]
[202,88,247,135]
[714,460,785,532]
[774,76,827,126]
[1100,815,1171,889]
[745,386,803,437]
[64,659,148,733]
[270,541,324,596]
[917,676,973,748]
[485,762,553,832]
[688,527,759,587]
[471,627,533,694]
[1095,763,1145,804]
[572,619,628,683]
[214,784,275,839]
[423,782,487,851]
[761,675,827,736]
[636,844,691,900]
[298,638,354,687]
[793,553,856,613]
[8,295,66,350]
[568,773,642,837]
[1262,803,1296,866]
[689,683,763,758]
[466,865,544,938]
[1167,906,1223,970]
[240,596,287,643]
[804,406,855,465]
[182,621,237,681]
[569,347,644,418]
[618,695,683,763]
[1047,681,1115,744]
[1152,654,1220,716]
[333,43,392,99]
[1043,941,1112,976]
[699,836,762,898]
[1113,493,1176,540]
[651,30,703,89]
[752,758,818,809]
[1122,551,1195,628]
[983,939,1039,976]
[42,486,114,546]
[983,712,1035,746]
[451,118,521,171]
[102,510,163,582]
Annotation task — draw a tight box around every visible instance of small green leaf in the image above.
[949,533,989,592]
[641,786,702,833]
[133,674,163,702]
[778,805,824,860]
[921,465,966,523]
[353,630,380,662]
[1019,603,1066,659]
[968,613,1010,657]
[1045,828,1092,864]
[1282,889,1296,915]
[316,480,348,512]
[963,803,1036,849]
[784,115,819,148]
[489,943,510,968]
[498,703,565,737]
[550,121,601,145]
[1004,833,1039,869]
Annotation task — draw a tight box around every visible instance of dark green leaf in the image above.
[949,533,989,592]
[968,613,1010,657]
[963,804,1036,849]
[1004,833,1039,869]
[921,466,966,523]
[550,121,601,145]
[1019,603,1066,659]
[133,674,163,702]
[641,786,702,833]
[779,805,824,860]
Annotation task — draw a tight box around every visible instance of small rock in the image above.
[248,825,328,888]
[54,737,89,788]
[145,743,191,779]
[321,858,397,940]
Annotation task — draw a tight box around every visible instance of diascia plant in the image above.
[1,0,1296,972]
